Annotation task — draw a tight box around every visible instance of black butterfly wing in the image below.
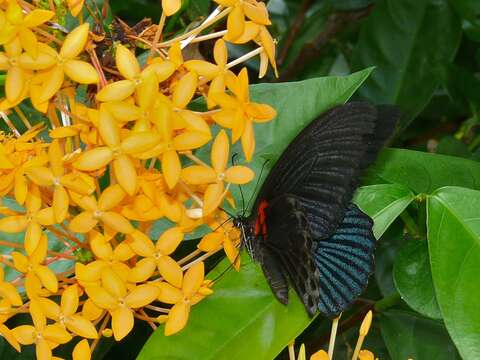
[254,102,399,240]
[253,194,320,316]
[314,203,375,317]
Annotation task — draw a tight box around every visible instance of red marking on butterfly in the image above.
[254,200,269,237]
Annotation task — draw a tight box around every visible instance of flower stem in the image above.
[226,47,264,70]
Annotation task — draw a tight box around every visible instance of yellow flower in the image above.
[156,261,212,335]
[214,0,271,40]
[86,230,134,282]
[0,38,55,104]
[198,210,241,270]
[0,2,54,57]
[12,300,71,360]
[26,140,94,222]
[0,266,22,313]
[212,67,276,160]
[39,23,99,103]
[96,44,159,109]
[182,129,254,215]
[149,98,211,189]
[68,184,135,234]
[127,227,184,287]
[11,234,58,294]
[185,39,236,109]
[73,109,160,195]
[85,268,159,340]
[162,0,182,16]
[0,184,56,254]
[38,284,98,339]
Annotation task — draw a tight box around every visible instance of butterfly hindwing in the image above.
[257,194,320,316]
[314,203,375,317]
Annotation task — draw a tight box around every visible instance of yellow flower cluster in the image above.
[0,0,277,359]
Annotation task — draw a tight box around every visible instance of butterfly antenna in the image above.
[232,153,246,216]
[245,159,270,213]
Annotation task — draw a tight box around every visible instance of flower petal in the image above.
[224,165,254,184]
[100,211,134,234]
[66,314,98,339]
[211,129,229,174]
[6,66,25,104]
[157,227,184,255]
[162,0,182,16]
[96,80,136,102]
[157,256,183,288]
[73,339,91,360]
[198,232,223,252]
[162,149,181,189]
[113,155,138,196]
[172,71,197,109]
[181,165,216,185]
[165,302,190,336]
[116,44,140,80]
[98,184,126,211]
[23,9,55,27]
[0,215,28,233]
[182,261,204,298]
[128,257,156,283]
[69,211,97,233]
[73,147,114,171]
[35,264,59,293]
[156,282,183,304]
[60,23,90,59]
[61,284,79,316]
[53,185,69,223]
[39,65,64,103]
[125,284,159,308]
[241,119,255,161]
[64,59,99,84]
[173,131,211,151]
[226,5,245,40]
[111,307,134,341]
[85,286,117,309]
[203,182,224,216]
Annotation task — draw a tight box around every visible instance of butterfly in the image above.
[234,101,399,317]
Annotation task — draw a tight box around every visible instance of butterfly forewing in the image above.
[255,102,397,240]
[243,102,399,317]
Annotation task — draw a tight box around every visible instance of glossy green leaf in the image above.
[354,183,415,238]
[139,253,311,360]
[139,69,374,359]
[352,0,462,131]
[427,186,480,359]
[380,310,461,360]
[393,240,442,319]
[365,149,480,194]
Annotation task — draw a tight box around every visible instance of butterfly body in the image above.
[237,102,399,317]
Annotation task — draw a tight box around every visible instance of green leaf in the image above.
[380,310,461,360]
[393,240,442,319]
[365,149,480,194]
[139,69,374,359]
[352,0,462,131]
[354,183,415,238]
[427,186,480,359]
[139,253,311,360]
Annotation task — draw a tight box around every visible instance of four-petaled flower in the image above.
[182,129,254,215]
[156,262,212,335]
[212,68,276,160]
[85,267,159,340]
